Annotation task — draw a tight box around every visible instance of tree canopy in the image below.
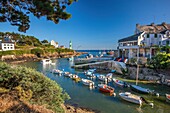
[0,0,77,32]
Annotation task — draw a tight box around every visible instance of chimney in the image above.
[162,22,166,25]
[162,22,168,29]
[151,22,155,26]
[136,24,140,28]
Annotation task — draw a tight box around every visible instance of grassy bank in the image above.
[0,48,74,56]
[0,62,69,112]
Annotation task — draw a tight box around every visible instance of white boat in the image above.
[119,92,142,105]
[64,72,72,77]
[52,69,63,74]
[113,78,128,87]
[82,78,94,86]
[97,74,107,81]
[41,59,52,64]
[106,73,112,82]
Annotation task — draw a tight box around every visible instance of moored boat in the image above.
[130,85,152,94]
[52,69,63,74]
[82,78,94,86]
[113,78,128,87]
[97,75,107,81]
[64,72,72,77]
[41,59,52,64]
[119,92,142,105]
[72,74,81,82]
[98,84,114,94]
[166,94,170,101]
[106,73,112,82]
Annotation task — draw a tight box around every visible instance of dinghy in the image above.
[130,85,152,94]
[82,78,94,86]
[166,94,170,101]
[119,92,142,105]
[113,78,128,87]
[72,74,81,82]
[98,84,114,94]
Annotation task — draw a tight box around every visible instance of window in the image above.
[154,34,157,38]
[166,41,170,45]
[4,47,6,49]
[11,47,13,49]
[4,44,6,46]
[147,34,149,38]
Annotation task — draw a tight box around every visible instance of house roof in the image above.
[118,32,143,42]
[136,22,170,33]
[160,29,170,34]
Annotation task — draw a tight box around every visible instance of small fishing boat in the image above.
[98,84,114,94]
[113,78,128,87]
[97,75,107,81]
[119,92,142,105]
[52,69,63,74]
[166,94,170,101]
[130,85,152,94]
[72,74,81,82]
[82,78,94,86]
[106,73,112,82]
[41,59,52,64]
[64,72,72,77]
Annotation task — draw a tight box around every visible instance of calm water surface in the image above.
[20,58,170,113]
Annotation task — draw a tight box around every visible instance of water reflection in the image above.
[20,58,170,113]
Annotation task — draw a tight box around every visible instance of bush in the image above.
[0,62,69,112]
[31,48,44,55]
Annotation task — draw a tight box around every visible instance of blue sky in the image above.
[0,0,170,50]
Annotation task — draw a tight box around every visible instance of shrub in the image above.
[0,62,69,112]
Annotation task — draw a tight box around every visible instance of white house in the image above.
[0,35,15,51]
[118,22,170,59]
[50,40,58,48]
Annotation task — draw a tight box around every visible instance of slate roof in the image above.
[118,32,143,42]
[136,23,170,33]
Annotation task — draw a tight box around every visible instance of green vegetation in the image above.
[147,52,170,71]
[0,62,69,112]
[0,0,77,32]
[0,48,74,56]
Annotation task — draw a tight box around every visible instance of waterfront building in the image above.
[50,40,58,48]
[118,22,170,59]
[0,35,15,51]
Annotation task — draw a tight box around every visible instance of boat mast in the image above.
[136,47,139,85]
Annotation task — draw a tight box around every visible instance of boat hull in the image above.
[119,92,142,105]
[130,85,150,94]
[166,94,170,101]
[98,84,114,94]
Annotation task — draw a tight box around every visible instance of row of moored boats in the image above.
[51,68,170,106]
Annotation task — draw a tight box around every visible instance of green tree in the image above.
[41,39,49,43]
[0,0,77,32]
[147,52,170,71]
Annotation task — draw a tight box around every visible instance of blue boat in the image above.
[130,85,152,94]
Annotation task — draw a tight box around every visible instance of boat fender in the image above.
[113,93,116,97]
[149,103,154,108]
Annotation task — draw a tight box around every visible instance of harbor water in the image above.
[20,52,170,113]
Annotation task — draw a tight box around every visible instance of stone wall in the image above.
[128,66,170,86]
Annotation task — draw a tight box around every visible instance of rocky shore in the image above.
[0,52,84,64]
